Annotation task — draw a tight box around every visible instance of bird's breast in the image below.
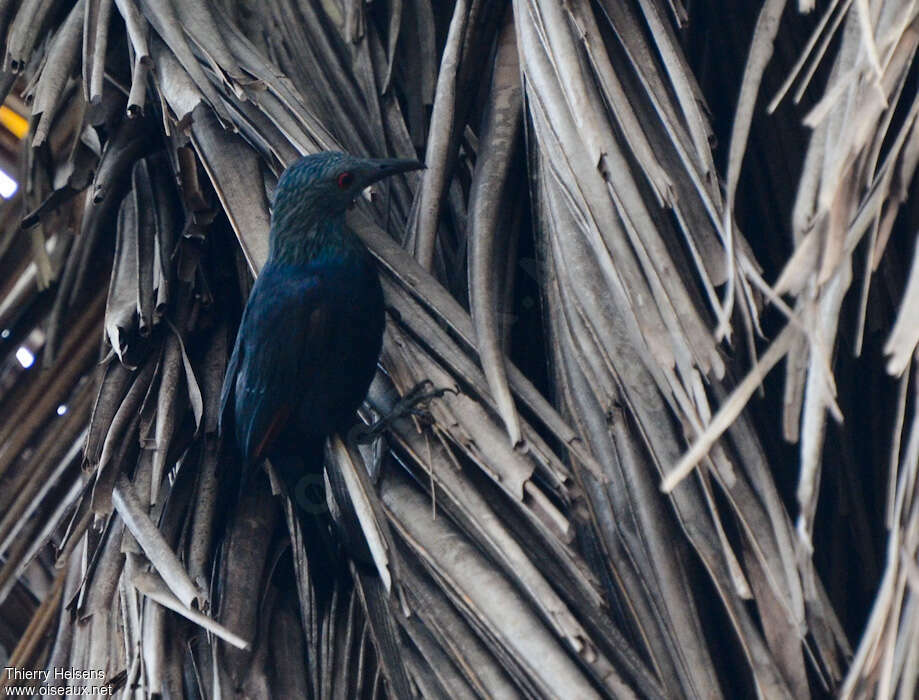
[299,256,384,428]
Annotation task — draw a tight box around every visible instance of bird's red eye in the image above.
[337,172,354,189]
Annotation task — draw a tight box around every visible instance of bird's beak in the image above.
[361,157,426,187]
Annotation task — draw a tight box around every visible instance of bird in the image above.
[219,151,424,493]
[217,152,424,698]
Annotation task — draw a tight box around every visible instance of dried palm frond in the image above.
[0,1,916,699]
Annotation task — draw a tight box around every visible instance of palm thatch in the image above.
[0,0,916,698]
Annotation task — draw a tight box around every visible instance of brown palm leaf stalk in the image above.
[0,0,916,698]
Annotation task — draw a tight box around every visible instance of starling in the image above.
[219,151,423,491]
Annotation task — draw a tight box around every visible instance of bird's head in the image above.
[268,151,424,263]
[273,151,424,221]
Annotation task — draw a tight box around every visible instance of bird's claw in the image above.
[352,380,453,444]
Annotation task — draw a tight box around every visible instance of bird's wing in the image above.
[218,319,243,439]
[227,271,331,463]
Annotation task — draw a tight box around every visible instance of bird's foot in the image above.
[352,380,452,445]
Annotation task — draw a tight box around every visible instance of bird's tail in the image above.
[218,437,412,696]
[270,442,345,599]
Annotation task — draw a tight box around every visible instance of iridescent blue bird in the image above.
[219,151,424,490]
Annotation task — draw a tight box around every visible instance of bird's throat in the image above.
[268,212,362,267]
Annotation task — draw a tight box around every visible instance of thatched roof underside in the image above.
[0,1,917,698]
